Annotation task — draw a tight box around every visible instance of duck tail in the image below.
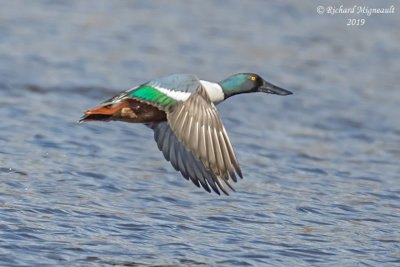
[79,101,128,122]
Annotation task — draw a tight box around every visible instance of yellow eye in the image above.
[251,76,256,81]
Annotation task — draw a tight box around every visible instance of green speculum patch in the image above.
[130,86,176,106]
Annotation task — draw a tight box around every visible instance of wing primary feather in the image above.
[175,139,189,179]
[222,128,243,178]
[210,127,223,175]
[162,128,172,161]
[204,108,219,174]
[208,108,229,180]
[176,139,201,187]
[168,128,178,166]
[224,179,236,192]
[208,110,226,178]
[181,147,196,180]
[206,125,217,174]
[156,123,168,151]
[188,166,204,189]
[200,104,210,167]
[214,176,229,196]
[207,176,221,195]
[187,157,209,190]
[187,149,211,192]
[199,125,208,169]
[217,130,237,182]
[192,121,199,154]
[200,165,220,195]
[186,163,201,187]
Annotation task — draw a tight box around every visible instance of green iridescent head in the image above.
[218,73,292,99]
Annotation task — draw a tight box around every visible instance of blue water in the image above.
[1,0,399,266]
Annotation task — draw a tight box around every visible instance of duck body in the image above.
[81,73,292,195]
[82,74,224,123]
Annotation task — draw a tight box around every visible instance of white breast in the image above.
[199,80,225,104]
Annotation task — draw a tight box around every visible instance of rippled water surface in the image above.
[1,0,399,266]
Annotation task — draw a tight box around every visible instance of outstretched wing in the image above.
[162,86,242,194]
[168,86,242,183]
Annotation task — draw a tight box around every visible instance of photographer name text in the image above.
[322,5,395,16]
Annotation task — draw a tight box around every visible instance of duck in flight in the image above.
[80,73,292,195]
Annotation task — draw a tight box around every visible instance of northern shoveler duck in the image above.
[80,73,292,195]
